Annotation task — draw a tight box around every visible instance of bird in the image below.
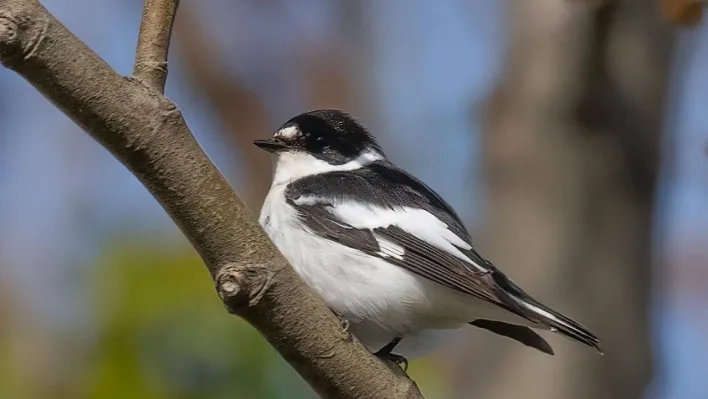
[254,109,601,367]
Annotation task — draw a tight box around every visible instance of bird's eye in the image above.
[306,135,327,152]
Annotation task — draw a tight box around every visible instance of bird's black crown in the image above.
[258,109,383,165]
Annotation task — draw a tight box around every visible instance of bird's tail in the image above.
[513,294,602,354]
[488,270,602,353]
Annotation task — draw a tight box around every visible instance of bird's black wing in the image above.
[284,160,533,317]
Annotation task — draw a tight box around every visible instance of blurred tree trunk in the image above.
[450,1,673,398]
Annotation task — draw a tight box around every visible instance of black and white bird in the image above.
[254,109,601,365]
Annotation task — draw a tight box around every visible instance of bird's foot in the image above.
[374,337,407,371]
[377,352,408,372]
[330,309,352,340]
[339,316,350,333]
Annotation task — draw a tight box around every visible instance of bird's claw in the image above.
[377,352,409,372]
[339,316,350,333]
[330,309,351,339]
[374,337,407,371]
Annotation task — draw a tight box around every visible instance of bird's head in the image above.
[254,109,383,166]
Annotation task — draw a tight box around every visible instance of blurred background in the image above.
[0,0,706,398]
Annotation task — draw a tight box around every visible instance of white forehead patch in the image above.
[275,125,300,140]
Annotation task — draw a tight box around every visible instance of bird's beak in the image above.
[253,139,288,153]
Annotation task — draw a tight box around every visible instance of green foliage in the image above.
[83,241,315,399]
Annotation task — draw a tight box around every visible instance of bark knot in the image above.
[0,11,48,66]
[215,262,276,314]
[0,13,20,64]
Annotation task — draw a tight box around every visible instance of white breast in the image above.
[260,183,425,331]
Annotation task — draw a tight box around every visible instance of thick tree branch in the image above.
[133,0,179,92]
[0,1,423,397]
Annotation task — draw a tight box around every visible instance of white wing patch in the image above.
[291,195,323,206]
[374,234,405,260]
[292,197,485,272]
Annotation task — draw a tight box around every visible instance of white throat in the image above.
[271,150,384,186]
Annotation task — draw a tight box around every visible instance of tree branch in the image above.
[0,1,423,397]
[133,0,179,92]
